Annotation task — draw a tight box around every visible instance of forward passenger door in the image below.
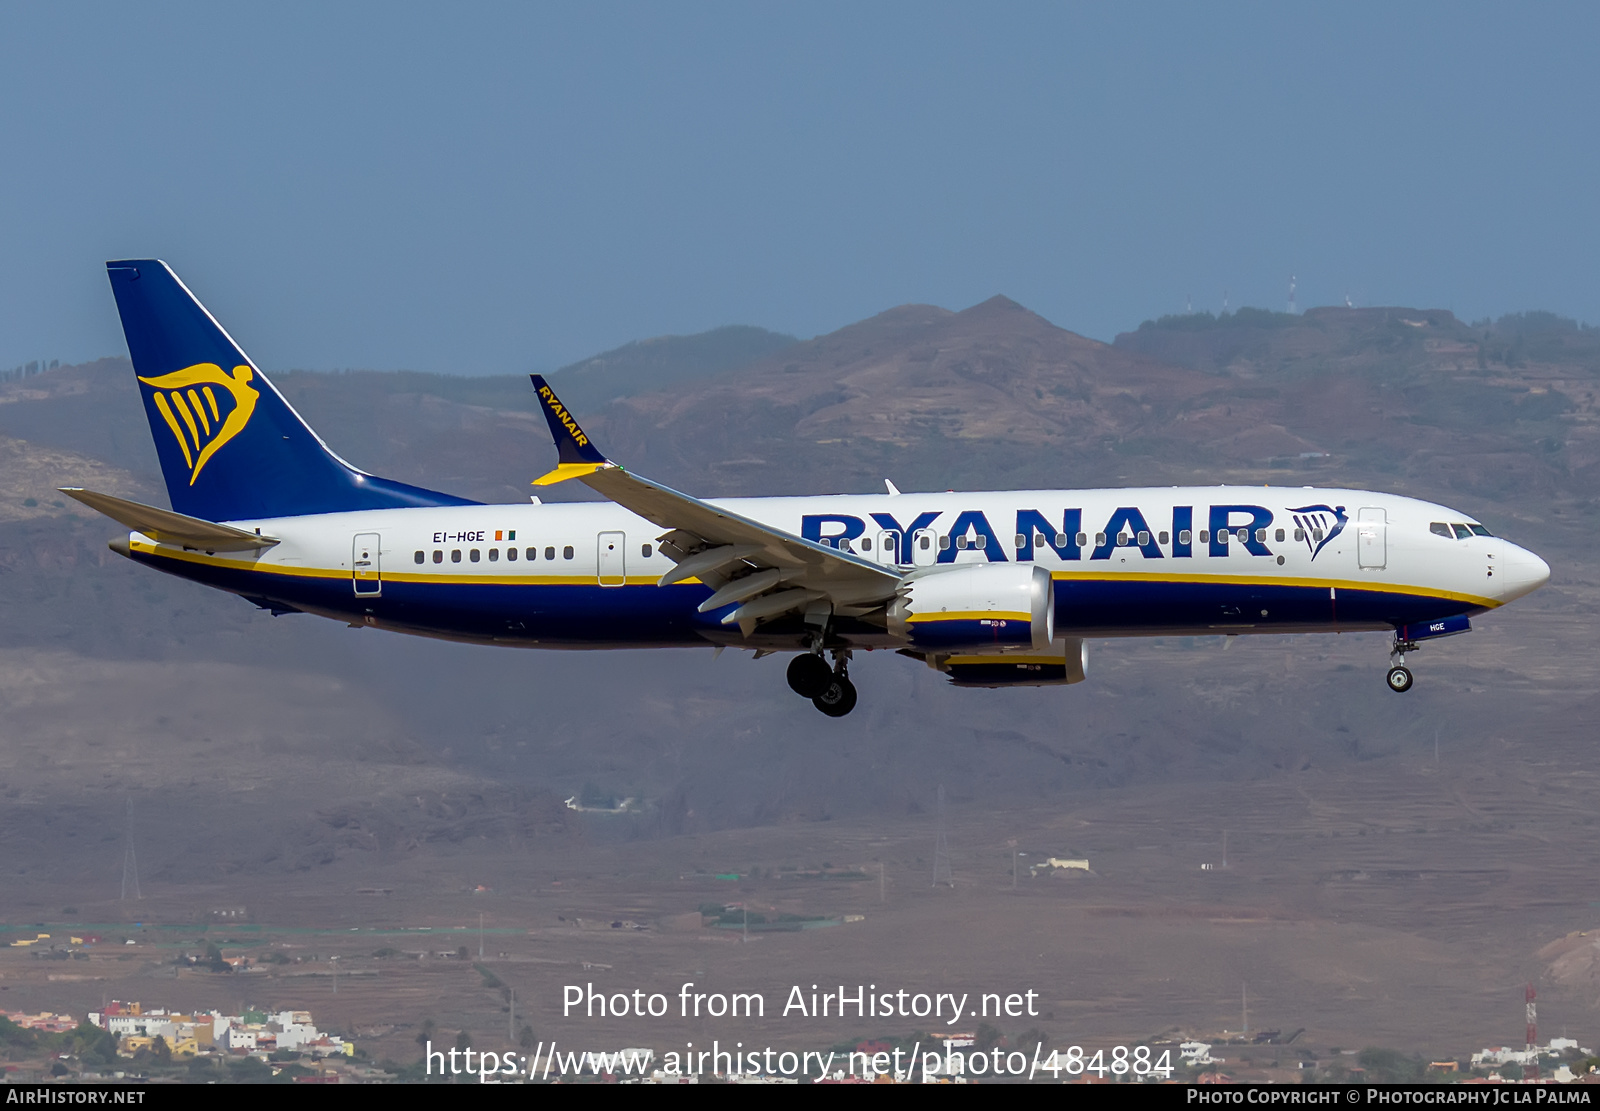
[1357,508,1387,570]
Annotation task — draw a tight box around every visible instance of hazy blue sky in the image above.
[3,3,1598,373]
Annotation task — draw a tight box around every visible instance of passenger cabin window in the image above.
[1198,530,1209,544]
[1311,528,1324,541]
[1218,530,1229,544]
[1274,528,1285,542]
[470,549,481,562]
[1430,522,1452,538]
[414,551,424,564]
[956,536,968,549]
[1014,534,1027,548]
[1179,529,1192,545]
[1294,528,1305,541]
[451,550,462,563]
[641,544,652,558]
[1094,533,1106,546]
[862,538,872,551]
[1158,531,1169,545]
[488,548,499,562]
[507,547,518,561]
[939,535,951,550]
[1237,528,1249,542]
[563,545,574,560]
[919,535,932,551]
[1254,529,1265,543]
[1076,532,1088,547]
[545,546,555,560]
[526,547,537,560]
[1137,530,1150,546]
[433,550,443,563]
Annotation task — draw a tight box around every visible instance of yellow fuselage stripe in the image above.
[1046,567,1499,609]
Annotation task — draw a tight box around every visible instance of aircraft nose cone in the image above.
[1499,544,1550,602]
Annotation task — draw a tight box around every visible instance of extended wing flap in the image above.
[582,466,898,600]
[61,488,279,551]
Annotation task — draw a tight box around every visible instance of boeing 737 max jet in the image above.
[65,261,1551,716]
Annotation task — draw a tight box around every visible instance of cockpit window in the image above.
[1451,523,1475,540]
[1469,524,1493,537]
[1429,522,1451,538]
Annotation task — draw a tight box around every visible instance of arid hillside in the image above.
[0,301,1597,1055]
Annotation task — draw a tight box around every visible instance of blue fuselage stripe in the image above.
[130,550,1482,645]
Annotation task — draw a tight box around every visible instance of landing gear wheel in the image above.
[1386,665,1414,693]
[787,653,833,698]
[813,675,858,717]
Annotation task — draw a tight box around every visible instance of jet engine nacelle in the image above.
[887,563,1054,652]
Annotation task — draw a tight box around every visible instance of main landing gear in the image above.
[1386,635,1418,694]
[787,647,857,716]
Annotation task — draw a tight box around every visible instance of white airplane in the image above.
[65,260,1551,716]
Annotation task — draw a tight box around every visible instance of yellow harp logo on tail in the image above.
[137,363,260,485]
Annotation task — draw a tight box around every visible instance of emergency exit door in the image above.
[597,531,626,586]
[1357,507,1387,570]
[872,530,902,567]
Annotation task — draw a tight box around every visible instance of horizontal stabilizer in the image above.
[60,488,279,551]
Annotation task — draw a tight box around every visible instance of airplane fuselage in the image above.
[120,485,1548,650]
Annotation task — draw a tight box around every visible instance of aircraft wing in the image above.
[61,487,279,550]
[527,375,901,634]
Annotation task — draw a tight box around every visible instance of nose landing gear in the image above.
[1386,635,1418,693]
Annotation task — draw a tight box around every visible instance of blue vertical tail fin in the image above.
[105,260,476,521]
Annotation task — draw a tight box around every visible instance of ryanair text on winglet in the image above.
[537,384,590,449]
